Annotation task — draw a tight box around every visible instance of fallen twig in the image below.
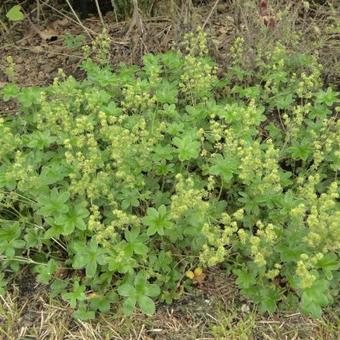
[203,0,220,29]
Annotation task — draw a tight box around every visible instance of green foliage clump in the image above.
[0,30,339,319]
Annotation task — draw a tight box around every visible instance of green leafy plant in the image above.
[0,29,339,320]
[62,280,86,308]
[118,272,160,315]
[6,5,24,22]
[63,33,86,49]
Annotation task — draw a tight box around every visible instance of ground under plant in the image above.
[0,29,339,321]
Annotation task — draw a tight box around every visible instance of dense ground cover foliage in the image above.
[0,30,339,320]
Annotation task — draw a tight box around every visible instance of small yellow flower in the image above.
[186,271,195,280]
[194,267,203,276]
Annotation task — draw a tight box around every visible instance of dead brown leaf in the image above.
[38,27,59,41]
[53,18,69,28]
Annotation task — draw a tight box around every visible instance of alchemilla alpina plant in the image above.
[0,29,339,319]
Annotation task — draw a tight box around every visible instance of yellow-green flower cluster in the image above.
[318,118,340,170]
[238,139,281,194]
[103,116,164,188]
[200,210,244,267]
[261,139,282,193]
[265,263,281,280]
[170,174,208,220]
[289,175,340,291]
[179,54,217,102]
[209,118,224,143]
[37,92,73,133]
[296,255,317,289]
[122,81,156,112]
[238,141,262,184]
[290,203,307,223]
[12,151,35,191]
[297,252,328,290]
[5,55,16,82]
[0,117,19,159]
[179,28,217,102]
[182,27,209,57]
[264,45,287,95]
[248,221,278,268]
[295,62,322,98]
[230,37,245,65]
[88,204,115,247]
[200,225,228,266]
[284,104,310,140]
[222,127,239,151]
[88,204,103,232]
[304,181,339,250]
[87,29,111,66]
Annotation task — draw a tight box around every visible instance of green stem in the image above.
[217,179,223,200]
[161,175,165,191]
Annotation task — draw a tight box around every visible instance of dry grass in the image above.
[1,271,339,340]
[207,0,340,85]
